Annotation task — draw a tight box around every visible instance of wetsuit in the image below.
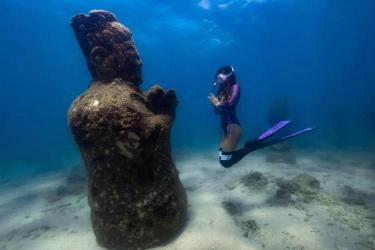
[216,83,241,134]
[215,83,248,168]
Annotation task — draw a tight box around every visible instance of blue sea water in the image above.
[1,0,375,170]
[0,1,374,249]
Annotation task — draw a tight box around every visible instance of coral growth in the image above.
[70,10,142,83]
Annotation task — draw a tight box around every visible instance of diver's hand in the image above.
[208,93,221,107]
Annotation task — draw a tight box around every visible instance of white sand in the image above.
[0,149,374,250]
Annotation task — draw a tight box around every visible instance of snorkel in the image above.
[211,81,218,95]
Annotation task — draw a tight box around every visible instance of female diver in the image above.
[208,65,315,168]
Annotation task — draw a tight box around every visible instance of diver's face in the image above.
[217,73,228,85]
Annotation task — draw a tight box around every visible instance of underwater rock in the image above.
[240,171,268,191]
[68,10,187,249]
[273,174,320,205]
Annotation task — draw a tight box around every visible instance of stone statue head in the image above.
[71,10,143,85]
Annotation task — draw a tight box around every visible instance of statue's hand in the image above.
[147,85,178,119]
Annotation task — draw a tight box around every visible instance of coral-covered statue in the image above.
[68,10,187,249]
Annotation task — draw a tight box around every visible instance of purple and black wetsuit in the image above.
[217,83,241,134]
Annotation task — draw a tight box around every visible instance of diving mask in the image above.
[215,65,235,85]
[211,65,235,94]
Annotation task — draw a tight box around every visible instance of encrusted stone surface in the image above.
[71,10,142,84]
[68,10,187,249]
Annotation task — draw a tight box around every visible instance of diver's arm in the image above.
[208,93,222,107]
[208,93,224,114]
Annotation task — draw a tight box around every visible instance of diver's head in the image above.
[215,65,236,87]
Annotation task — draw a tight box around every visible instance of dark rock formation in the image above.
[272,174,320,205]
[68,10,187,249]
[240,171,268,191]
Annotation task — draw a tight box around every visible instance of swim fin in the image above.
[260,127,317,148]
[247,122,316,151]
[219,121,316,168]
[256,120,291,141]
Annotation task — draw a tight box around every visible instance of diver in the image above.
[208,65,315,168]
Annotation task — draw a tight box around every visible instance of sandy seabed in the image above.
[0,149,374,250]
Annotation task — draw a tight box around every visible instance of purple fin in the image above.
[256,120,291,140]
[279,127,316,141]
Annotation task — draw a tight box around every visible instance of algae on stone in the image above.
[68,10,187,250]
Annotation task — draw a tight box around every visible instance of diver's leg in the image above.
[220,133,225,150]
[220,127,316,168]
[221,124,242,151]
[219,147,249,168]
[220,137,287,168]
[219,124,245,168]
